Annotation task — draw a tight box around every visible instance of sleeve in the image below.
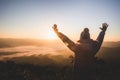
[55,31,76,52]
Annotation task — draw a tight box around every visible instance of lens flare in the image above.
[46,30,57,40]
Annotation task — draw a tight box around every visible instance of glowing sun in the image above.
[46,30,57,40]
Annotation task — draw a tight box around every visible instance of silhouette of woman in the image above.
[52,23,108,80]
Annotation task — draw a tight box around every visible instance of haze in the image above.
[0,0,120,41]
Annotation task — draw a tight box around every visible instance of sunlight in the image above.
[46,30,57,40]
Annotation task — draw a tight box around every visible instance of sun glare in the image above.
[46,30,57,40]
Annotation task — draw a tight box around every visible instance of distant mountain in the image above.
[0,38,120,63]
[96,46,120,63]
[102,41,120,47]
[0,38,59,48]
[0,38,120,48]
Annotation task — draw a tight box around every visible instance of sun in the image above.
[46,30,57,40]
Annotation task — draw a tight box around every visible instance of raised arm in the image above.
[52,24,76,52]
[97,23,108,47]
[93,23,108,54]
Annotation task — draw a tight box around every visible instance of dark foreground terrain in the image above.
[0,60,72,80]
[0,60,120,80]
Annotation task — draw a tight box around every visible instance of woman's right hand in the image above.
[52,24,58,33]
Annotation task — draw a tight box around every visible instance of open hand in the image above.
[102,23,109,27]
[52,24,58,33]
[100,23,108,31]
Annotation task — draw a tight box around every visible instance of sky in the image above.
[0,0,120,41]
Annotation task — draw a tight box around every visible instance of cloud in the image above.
[0,45,72,61]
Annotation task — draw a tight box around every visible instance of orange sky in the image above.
[0,0,120,41]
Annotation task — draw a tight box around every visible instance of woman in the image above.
[52,23,108,80]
